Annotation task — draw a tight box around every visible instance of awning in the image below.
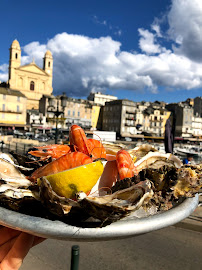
[0,123,27,127]
[174,137,184,141]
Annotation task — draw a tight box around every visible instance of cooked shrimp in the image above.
[28,144,71,161]
[69,125,90,156]
[87,138,106,160]
[116,150,135,180]
[28,152,92,181]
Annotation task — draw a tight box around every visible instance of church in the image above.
[8,39,53,110]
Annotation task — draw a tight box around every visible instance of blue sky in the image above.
[0,0,202,103]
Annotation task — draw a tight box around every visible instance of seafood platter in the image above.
[0,125,201,241]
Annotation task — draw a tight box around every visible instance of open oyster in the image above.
[0,153,44,215]
[76,180,153,224]
[128,144,158,161]
[103,142,127,155]
[173,164,202,198]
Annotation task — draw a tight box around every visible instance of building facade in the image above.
[8,40,53,110]
[194,96,202,117]
[39,95,93,131]
[166,103,193,137]
[88,91,117,106]
[192,115,202,137]
[0,87,27,132]
[103,99,139,137]
[144,102,170,137]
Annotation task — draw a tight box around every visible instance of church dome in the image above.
[45,50,52,57]
[11,39,20,48]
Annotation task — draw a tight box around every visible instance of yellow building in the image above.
[91,104,101,130]
[8,39,53,110]
[0,87,27,131]
[144,102,171,137]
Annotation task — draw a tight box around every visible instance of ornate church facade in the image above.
[8,39,53,110]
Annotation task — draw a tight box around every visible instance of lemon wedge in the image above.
[43,160,104,199]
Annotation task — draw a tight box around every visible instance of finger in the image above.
[0,235,44,264]
[1,232,35,270]
[0,227,21,246]
[0,237,18,262]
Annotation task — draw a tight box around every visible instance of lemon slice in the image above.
[43,160,104,199]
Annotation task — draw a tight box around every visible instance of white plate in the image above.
[0,195,198,241]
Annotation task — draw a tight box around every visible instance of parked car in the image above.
[25,132,35,139]
[47,133,55,140]
[36,134,49,142]
[13,130,26,138]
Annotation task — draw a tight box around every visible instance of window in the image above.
[78,112,80,117]
[17,105,20,112]
[2,104,5,111]
[18,77,23,87]
[48,62,51,67]
[15,53,18,59]
[30,81,35,91]
[73,111,75,116]
[17,96,20,102]
[68,110,70,116]
[3,95,6,100]
[2,114,5,119]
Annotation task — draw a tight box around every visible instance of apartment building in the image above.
[103,99,138,137]
[0,87,27,132]
[39,95,93,130]
[192,115,202,137]
[166,102,193,137]
[88,91,117,105]
[144,102,170,137]
[135,101,150,132]
[194,96,202,117]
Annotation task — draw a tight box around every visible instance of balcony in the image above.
[0,109,22,114]
[126,116,136,120]
[125,121,135,127]
[46,117,66,123]
[126,110,136,114]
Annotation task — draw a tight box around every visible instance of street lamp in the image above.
[48,94,67,144]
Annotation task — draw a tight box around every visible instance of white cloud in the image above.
[151,24,162,37]
[138,28,162,54]
[168,0,202,62]
[1,0,202,97]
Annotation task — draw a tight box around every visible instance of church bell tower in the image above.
[43,50,53,76]
[9,39,21,82]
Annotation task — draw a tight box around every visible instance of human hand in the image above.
[0,226,45,270]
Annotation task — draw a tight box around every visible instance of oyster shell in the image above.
[39,177,79,217]
[0,153,43,215]
[76,180,153,224]
[128,144,158,161]
[134,152,182,173]
[0,154,33,188]
[131,151,201,210]
[0,184,40,211]
[173,164,202,198]
[103,142,127,155]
